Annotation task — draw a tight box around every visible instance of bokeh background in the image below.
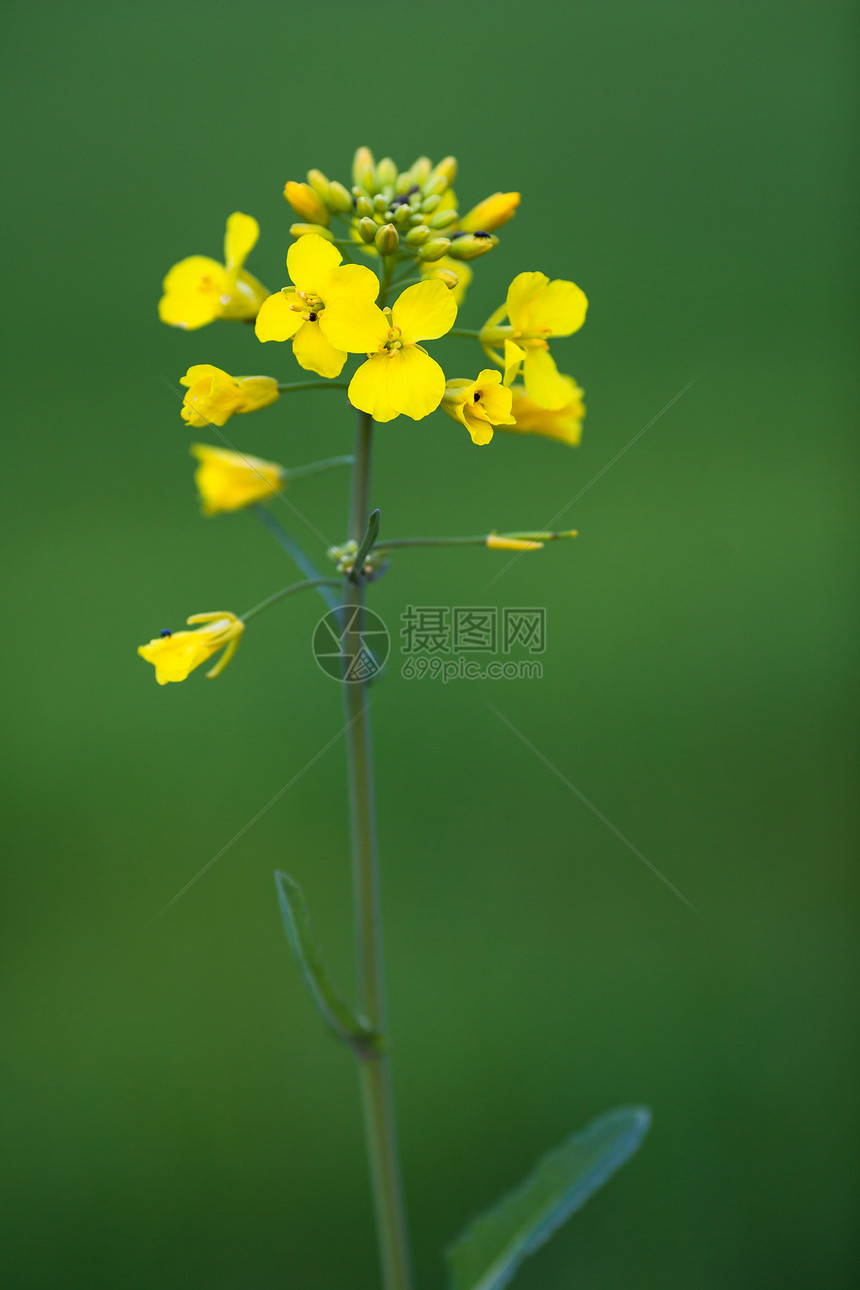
[3,2,857,1286]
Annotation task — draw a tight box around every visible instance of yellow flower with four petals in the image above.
[138,612,244,685]
[480,271,588,410]
[440,370,516,446]
[255,234,380,379]
[190,444,284,515]
[180,365,279,428]
[324,279,457,422]
[158,213,268,331]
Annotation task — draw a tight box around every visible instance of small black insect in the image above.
[473,231,491,240]
[160,629,172,638]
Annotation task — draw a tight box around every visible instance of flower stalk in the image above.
[342,409,414,1290]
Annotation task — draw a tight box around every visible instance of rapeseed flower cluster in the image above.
[142,147,588,683]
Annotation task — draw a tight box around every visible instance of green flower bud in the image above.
[396,171,413,194]
[376,157,397,187]
[423,173,450,198]
[429,209,458,230]
[410,156,432,185]
[446,233,497,260]
[393,203,413,227]
[357,217,378,244]
[406,224,431,246]
[289,223,336,242]
[355,194,376,219]
[328,180,353,213]
[419,237,452,262]
[352,146,376,189]
[373,193,388,213]
[421,193,442,214]
[433,268,460,291]
[429,155,457,187]
[307,169,331,201]
[375,223,399,255]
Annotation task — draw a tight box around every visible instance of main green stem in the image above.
[343,409,413,1290]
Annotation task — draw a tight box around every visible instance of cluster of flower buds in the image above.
[326,539,388,582]
[283,148,518,265]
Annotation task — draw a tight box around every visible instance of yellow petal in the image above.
[255,291,305,342]
[507,379,585,446]
[384,346,446,420]
[321,299,388,354]
[391,279,457,343]
[180,363,222,389]
[459,192,520,234]
[347,354,401,422]
[292,320,347,379]
[505,272,549,331]
[522,346,571,410]
[323,263,380,304]
[191,444,283,515]
[159,257,225,330]
[503,338,526,385]
[224,213,259,271]
[287,233,342,292]
[234,376,280,413]
[528,279,588,336]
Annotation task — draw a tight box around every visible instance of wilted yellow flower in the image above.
[323,279,457,422]
[284,181,330,226]
[441,369,516,446]
[138,612,244,685]
[255,234,380,379]
[481,271,588,409]
[421,256,472,304]
[458,192,520,234]
[505,378,586,446]
[180,365,279,428]
[158,213,268,331]
[486,534,543,551]
[190,444,284,515]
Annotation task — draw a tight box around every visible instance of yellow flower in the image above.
[255,234,380,379]
[421,256,472,304]
[323,280,457,422]
[441,369,516,446]
[158,213,268,331]
[505,378,586,446]
[284,181,330,226]
[180,365,279,428]
[480,271,588,410]
[138,612,244,685]
[190,444,284,515]
[458,192,520,234]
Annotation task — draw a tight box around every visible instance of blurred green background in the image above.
[3,1,857,1286]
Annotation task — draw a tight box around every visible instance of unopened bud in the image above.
[396,171,413,194]
[423,172,450,198]
[446,233,497,261]
[419,238,452,262]
[421,193,442,214]
[373,194,388,213]
[410,156,432,185]
[459,191,521,234]
[355,194,375,219]
[433,268,460,291]
[327,180,353,213]
[306,169,331,200]
[284,181,330,226]
[375,223,399,255]
[429,155,458,187]
[392,203,413,227]
[376,157,397,187]
[357,217,378,244]
[352,147,376,189]
[289,223,335,242]
[429,209,458,230]
[406,224,431,246]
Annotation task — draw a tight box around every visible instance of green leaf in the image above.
[446,1105,651,1290]
[274,870,379,1056]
